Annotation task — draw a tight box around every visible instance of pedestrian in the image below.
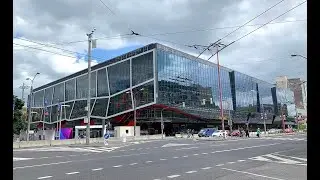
[256,128,261,138]
[191,129,194,138]
[245,128,250,138]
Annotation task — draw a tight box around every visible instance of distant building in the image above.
[275,76,288,88]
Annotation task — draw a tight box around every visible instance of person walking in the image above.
[256,128,261,138]
[245,127,250,138]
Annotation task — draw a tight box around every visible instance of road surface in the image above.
[13,134,307,180]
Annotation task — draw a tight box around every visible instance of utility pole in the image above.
[19,83,30,102]
[86,28,96,145]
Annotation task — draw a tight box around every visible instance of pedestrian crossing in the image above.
[13,146,122,153]
[249,153,307,166]
[261,137,307,141]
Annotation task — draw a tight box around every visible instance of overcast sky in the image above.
[13,0,307,101]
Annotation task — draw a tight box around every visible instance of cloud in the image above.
[13,0,307,99]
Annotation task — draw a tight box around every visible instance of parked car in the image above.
[198,128,217,137]
[230,130,243,137]
[211,130,229,137]
[284,128,293,133]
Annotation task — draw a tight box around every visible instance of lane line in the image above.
[221,168,286,180]
[193,154,199,156]
[202,153,208,155]
[167,175,181,178]
[14,161,72,170]
[175,147,198,151]
[37,176,52,179]
[201,167,212,170]
[69,155,77,157]
[55,156,63,158]
[227,162,235,164]
[113,165,122,168]
[92,168,103,171]
[272,154,307,161]
[182,155,188,158]
[216,164,224,166]
[160,159,167,161]
[185,170,197,174]
[173,157,179,159]
[264,154,301,164]
[129,163,138,165]
[146,161,153,163]
[238,160,246,162]
[66,172,79,175]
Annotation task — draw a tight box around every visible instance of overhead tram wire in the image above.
[207,0,307,61]
[190,0,286,61]
[14,37,107,61]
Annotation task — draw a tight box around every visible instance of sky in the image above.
[13,0,307,101]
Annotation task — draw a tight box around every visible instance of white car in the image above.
[211,130,227,137]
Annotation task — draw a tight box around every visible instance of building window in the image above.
[108,60,130,95]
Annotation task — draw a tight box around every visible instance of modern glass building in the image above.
[29,43,294,135]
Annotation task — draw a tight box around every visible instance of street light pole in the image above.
[216,45,225,136]
[86,28,95,145]
[26,72,40,142]
[128,88,144,137]
[19,83,29,102]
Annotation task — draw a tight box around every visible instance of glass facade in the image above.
[31,49,156,123]
[30,43,284,126]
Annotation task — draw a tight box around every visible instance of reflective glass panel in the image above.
[65,79,75,101]
[33,90,44,107]
[92,98,109,117]
[51,105,59,123]
[44,87,54,105]
[76,75,88,99]
[91,71,97,98]
[133,81,154,107]
[108,60,130,95]
[52,83,64,104]
[107,91,132,116]
[70,100,87,119]
[62,101,74,120]
[97,68,109,96]
[132,52,154,85]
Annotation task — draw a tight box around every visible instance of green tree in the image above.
[13,95,27,135]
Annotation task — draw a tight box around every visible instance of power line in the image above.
[219,0,286,41]
[14,37,106,61]
[207,1,306,61]
[98,0,116,15]
[227,1,307,48]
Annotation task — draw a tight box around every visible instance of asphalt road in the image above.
[13,134,307,180]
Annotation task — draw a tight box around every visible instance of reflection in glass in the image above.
[51,105,59,123]
[132,52,153,85]
[62,101,74,120]
[108,60,130,94]
[92,98,109,117]
[52,83,64,104]
[44,87,54,105]
[91,71,97,98]
[133,82,154,107]
[97,68,109,97]
[31,108,42,122]
[70,100,87,119]
[33,90,44,107]
[76,75,89,99]
[44,106,51,123]
[108,92,132,116]
[65,79,75,101]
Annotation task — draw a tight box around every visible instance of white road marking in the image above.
[182,155,188,158]
[193,153,199,156]
[69,155,76,157]
[210,143,227,147]
[227,162,235,164]
[55,156,63,158]
[202,153,208,155]
[173,157,179,159]
[92,168,103,171]
[160,158,167,161]
[201,167,212,170]
[113,165,122,168]
[273,154,307,161]
[66,172,79,175]
[13,161,72,170]
[167,174,181,178]
[264,154,301,164]
[216,164,224,166]
[130,163,138,165]
[83,153,91,155]
[37,176,52,179]
[221,168,285,180]
[13,152,150,170]
[249,156,273,162]
[162,143,191,148]
[175,147,198,151]
[13,157,34,161]
[137,148,143,150]
[146,148,150,149]
[153,179,161,180]
[298,163,307,166]
[130,149,135,150]
[146,161,153,163]
[185,170,197,174]
[238,160,246,162]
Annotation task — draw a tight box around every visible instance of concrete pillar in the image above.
[102,119,106,136]
[75,128,79,139]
